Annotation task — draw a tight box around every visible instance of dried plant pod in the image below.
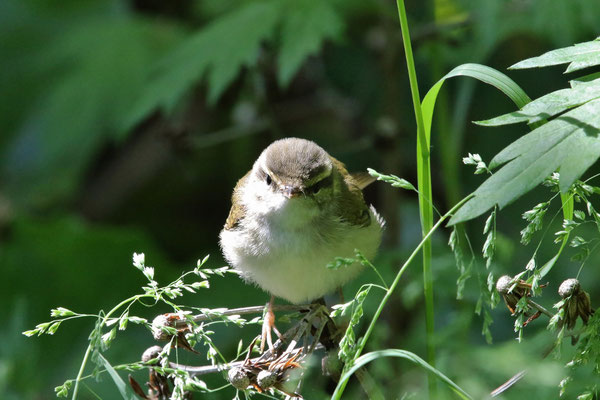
[496,275,530,314]
[257,369,278,389]
[556,278,594,332]
[558,278,580,299]
[150,313,198,353]
[228,366,250,390]
[142,345,163,363]
[495,275,513,294]
[151,314,172,341]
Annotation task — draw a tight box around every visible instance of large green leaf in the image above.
[510,37,600,73]
[124,1,282,129]
[125,0,344,129]
[277,0,343,86]
[2,17,176,207]
[477,77,600,126]
[450,98,600,224]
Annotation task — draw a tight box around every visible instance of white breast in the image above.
[220,195,383,304]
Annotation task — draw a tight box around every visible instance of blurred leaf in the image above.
[0,215,172,316]
[451,99,600,224]
[277,0,343,86]
[2,16,177,206]
[124,0,282,128]
[510,37,600,73]
[126,0,344,127]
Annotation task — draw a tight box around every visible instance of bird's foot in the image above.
[260,295,282,353]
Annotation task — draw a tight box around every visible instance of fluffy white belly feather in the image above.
[220,206,382,304]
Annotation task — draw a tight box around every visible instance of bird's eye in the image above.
[266,174,272,185]
[309,175,332,195]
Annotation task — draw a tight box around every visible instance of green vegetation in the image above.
[3,0,600,399]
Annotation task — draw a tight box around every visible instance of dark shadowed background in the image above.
[2,0,600,398]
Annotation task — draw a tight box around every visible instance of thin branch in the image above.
[526,299,553,318]
[172,304,312,329]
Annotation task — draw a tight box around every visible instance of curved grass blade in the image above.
[332,349,472,400]
[422,63,531,158]
[98,353,137,400]
[423,63,531,133]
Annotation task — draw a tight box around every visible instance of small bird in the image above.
[219,138,383,348]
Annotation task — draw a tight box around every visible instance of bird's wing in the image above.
[330,157,372,227]
[223,171,250,230]
[350,171,376,190]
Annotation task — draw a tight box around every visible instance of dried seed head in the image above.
[151,315,172,341]
[559,278,581,299]
[227,366,250,390]
[141,345,163,363]
[256,369,278,389]
[555,279,594,336]
[496,275,513,294]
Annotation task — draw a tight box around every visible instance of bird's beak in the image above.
[282,185,302,199]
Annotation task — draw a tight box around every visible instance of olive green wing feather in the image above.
[350,171,376,190]
[330,157,372,227]
[223,172,250,230]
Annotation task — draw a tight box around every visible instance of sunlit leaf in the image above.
[510,38,600,73]
[450,99,600,224]
[477,78,600,126]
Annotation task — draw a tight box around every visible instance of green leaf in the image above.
[125,0,283,127]
[97,353,137,400]
[423,64,531,139]
[332,350,472,400]
[278,0,343,86]
[450,99,600,224]
[477,77,600,126]
[126,0,344,125]
[570,72,600,87]
[509,38,600,73]
[2,18,176,206]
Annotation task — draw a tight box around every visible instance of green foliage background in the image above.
[2,0,600,398]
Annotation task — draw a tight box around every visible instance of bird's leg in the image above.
[261,295,282,352]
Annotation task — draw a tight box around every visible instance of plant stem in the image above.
[71,343,93,400]
[171,304,310,328]
[395,0,436,396]
[71,295,149,399]
[332,194,473,399]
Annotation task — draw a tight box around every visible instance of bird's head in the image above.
[245,138,337,220]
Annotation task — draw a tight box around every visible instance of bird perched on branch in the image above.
[220,137,384,349]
